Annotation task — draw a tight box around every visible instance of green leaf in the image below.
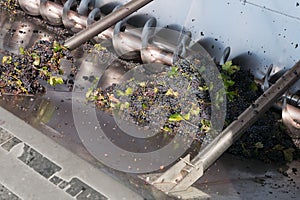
[183,113,190,121]
[222,61,240,75]
[222,61,233,71]
[168,113,184,122]
[53,41,62,52]
[162,126,171,132]
[58,69,64,75]
[142,103,148,109]
[165,88,178,97]
[190,104,201,116]
[30,53,40,66]
[168,66,178,77]
[272,144,284,151]
[139,82,146,87]
[226,90,238,101]
[53,41,67,52]
[38,66,50,76]
[110,102,120,108]
[254,142,264,149]
[128,78,135,82]
[33,57,40,66]
[283,148,295,162]
[85,87,94,99]
[200,119,211,132]
[198,85,209,91]
[19,46,25,55]
[224,79,235,87]
[198,66,206,73]
[116,90,125,97]
[249,82,258,92]
[2,56,12,64]
[94,44,106,51]
[125,87,133,96]
[120,102,130,110]
[48,76,64,86]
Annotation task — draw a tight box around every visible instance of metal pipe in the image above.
[18,0,41,16]
[199,61,300,174]
[64,0,154,50]
[170,60,300,192]
[40,0,64,25]
[17,0,187,65]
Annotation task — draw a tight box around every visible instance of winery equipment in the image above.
[0,0,299,199]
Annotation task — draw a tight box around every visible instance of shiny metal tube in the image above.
[17,0,183,64]
[196,61,300,168]
[40,0,64,25]
[18,0,41,16]
[170,60,300,192]
[64,0,154,50]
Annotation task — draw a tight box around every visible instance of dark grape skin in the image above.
[0,40,75,95]
[94,61,213,140]
[92,59,300,163]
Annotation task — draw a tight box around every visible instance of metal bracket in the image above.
[141,154,209,199]
[147,61,300,199]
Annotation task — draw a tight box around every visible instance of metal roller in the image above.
[87,7,101,25]
[15,1,300,120]
[62,0,89,32]
[40,0,64,25]
[18,0,41,16]
[112,15,157,60]
[17,0,188,64]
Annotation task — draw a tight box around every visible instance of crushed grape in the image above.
[0,40,76,95]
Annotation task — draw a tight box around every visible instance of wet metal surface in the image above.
[195,154,300,200]
[0,13,53,54]
[0,8,300,200]
[0,12,168,199]
[0,58,299,199]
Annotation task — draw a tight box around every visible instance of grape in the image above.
[0,39,76,95]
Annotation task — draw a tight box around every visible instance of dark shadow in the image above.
[194,37,225,64]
